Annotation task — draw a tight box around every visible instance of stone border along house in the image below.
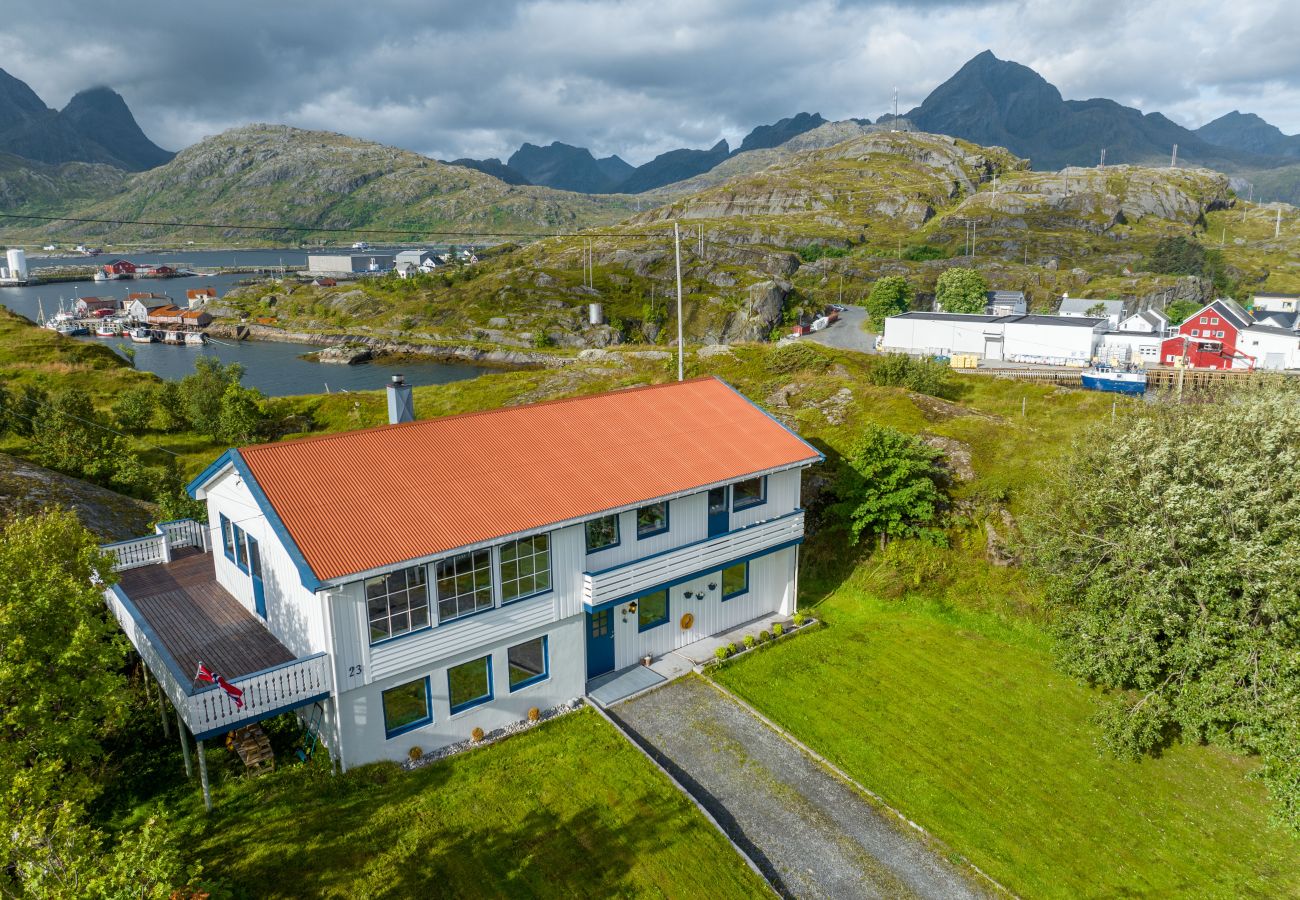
[100,377,820,793]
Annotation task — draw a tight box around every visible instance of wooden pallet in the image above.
[226,724,275,773]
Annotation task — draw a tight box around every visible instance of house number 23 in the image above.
[348,664,363,678]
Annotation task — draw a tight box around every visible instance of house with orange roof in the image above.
[98,376,820,789]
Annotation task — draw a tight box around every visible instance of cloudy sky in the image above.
[2,0,1298,164]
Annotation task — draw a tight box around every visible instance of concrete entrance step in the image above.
[586,665,666,707]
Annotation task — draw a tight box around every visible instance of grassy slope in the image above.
[109,709,766,899]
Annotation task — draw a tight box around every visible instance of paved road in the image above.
[802,305,876,354]
[611,677,985,900]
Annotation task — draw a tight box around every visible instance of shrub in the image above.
[765,341,830,375]
[727,641,739,656]
[470,727,485,743]
[714,646,730,661]
[773,623,785,637]
[867,353,953,398]
[527,707,541,723]
[112,384,159,433]
[934,267,989,314]
[903,243,946,261]
[798,243,849,263]
[833,423,948,548]
[792,612,806,627]
[864,275,913,323]
[408,746,423,761]
[758,630,771,643]
[743,635,756,650]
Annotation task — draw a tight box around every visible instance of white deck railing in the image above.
[186,653,332,738]
[103,518,210,571]
[583,509,805,608]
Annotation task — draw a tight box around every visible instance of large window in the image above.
[382,677,431,738]
[732,476,767,511]
[636,502,669,539]
[586,515,620,552]
[501,534,551,603]
[366,565,430,643]
[448,655,493,714]
[508,636,549,691]
[638,589,669,631]
[435,548,493,622]
[721,562,749,600]
[220,514,235,560]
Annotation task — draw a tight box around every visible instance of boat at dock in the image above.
[162,328,185,345]
[1081,364,1147,396]
[95,321,118,337]
[185,331,207,345]
[128,326,156,343]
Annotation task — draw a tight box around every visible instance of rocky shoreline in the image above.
[206,321,568,368]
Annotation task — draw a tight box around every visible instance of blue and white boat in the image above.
[1081,364,1146,395]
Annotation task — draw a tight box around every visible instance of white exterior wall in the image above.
[1004,322,1103,365]
[203,468,326,658]
[1241,329,1300,369]
[584,494,707,570]
[1253,296,1299,312]
[1100,332,1162,364]
[611,545,797,670]
[881,316,992,356]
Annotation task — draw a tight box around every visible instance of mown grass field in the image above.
[107,708,766,899]
[714,570,1300,899]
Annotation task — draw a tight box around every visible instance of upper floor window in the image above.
[501,534,551,603]
[636,502,669,539]
[233,524,249,572]
[220,514,236,560]
[732,476,767,511]
[1199,316,1208,324]
[367,564,430,643]
[1191,329,1200,337]
[436,548,493,622]
[1216,330,1225,338]
[585,515,620,553]
[1210,317,1220,324]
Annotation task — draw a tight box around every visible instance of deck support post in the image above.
[176,710,192,778]
[197,739,212,812]
[157,680,170,738]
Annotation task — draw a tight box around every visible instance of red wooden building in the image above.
[103,259,137,276]
[1159,300,1256,370]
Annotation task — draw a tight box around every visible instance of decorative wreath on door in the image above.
[680,612,695,630]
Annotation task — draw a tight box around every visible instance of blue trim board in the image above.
[585,536,803,613]
[185,449,236,499]
[587,509,804,578]
[715,377,826,464]
[192,691,331,743]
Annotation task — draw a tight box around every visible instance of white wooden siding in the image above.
[729,469,801,530]
[612,545,796,668]
[583,493,707,570]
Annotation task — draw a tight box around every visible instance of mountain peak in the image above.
[1196,110,1300,159]
[735,112,827,155]
[59,85,173,170]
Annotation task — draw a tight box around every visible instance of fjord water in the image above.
[0,249,492,397]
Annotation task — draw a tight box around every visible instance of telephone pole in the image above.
[1276,206,1282,238]
[1170,144,1178,167]
[893,86,898,118]
[1099,148,1106,167]
[674,223,684,382]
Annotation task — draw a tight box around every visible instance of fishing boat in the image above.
[94,321,118,338]
[184,331,207,346]
[1081,364,1147,396]
[162,328,185,345]
[93,270,120,282]
[128,326,155,343]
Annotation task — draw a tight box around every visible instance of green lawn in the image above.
[119,708,765,898]
[714,576,1300,899]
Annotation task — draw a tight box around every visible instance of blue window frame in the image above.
[637,588,669,631]
[382,677,432,738]
[585,515,620,553]
[732,476,767,511]
[233,524,249,573]
[636,502,669,539]
[220,514,236,561]
[500,533,552,604]
[508,636,549,692]
[448,655,494,714]
[721,562,749,600]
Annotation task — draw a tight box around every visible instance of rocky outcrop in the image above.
[720,279,789,342]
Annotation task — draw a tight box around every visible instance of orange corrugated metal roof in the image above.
[237,377,819,583]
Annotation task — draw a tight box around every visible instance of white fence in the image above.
[103,518,210,571]
[583,510,805,607]
[186,653,331,738]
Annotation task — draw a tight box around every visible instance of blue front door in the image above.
[247,534,267,619]
[707,486,729,538]
[586,609,615,678]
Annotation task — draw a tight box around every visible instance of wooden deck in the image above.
[116,549,295,685]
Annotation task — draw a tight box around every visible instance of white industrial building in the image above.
[99,377,819,791]
[0,248,28,284]
[1240,325,1300,370]
[881,312,1107,364]
[306,253,396,275]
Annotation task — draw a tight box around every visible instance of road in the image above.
[801,305,876,354]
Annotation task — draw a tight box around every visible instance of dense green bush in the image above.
[867,353,954,397]
[864,275,913,323]
[833,423,948,548]
[903,244,947,261]
[935,267,989,314]
[798,243,850,263]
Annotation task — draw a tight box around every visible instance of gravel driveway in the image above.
[801,305,876,354]
[610,676,985,900]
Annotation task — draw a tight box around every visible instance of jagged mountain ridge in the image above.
[0,68,173,171]
[1196,111,1300,160]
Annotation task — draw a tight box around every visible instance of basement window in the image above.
[382,677,431,738]
[508,636,549,691]
[448,655,493,714]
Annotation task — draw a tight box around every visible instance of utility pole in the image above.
[1099,148,1106,167]
[1170,144,1178,167]
[893,86,898,118]
[1276,206,1282,238]
[674,223,684,382]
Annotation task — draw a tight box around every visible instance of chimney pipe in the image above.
[386,374,414,425]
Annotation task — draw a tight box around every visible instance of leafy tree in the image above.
[29,389,115,480]
[935,267,989,314]
[1143,236,1235,295]
[864,276,913,323]
[179,357,245,438]
[0,383,9,436]
[6,385,48,438]
[111,385,158,433]
[1023,388,1300,831]
[867,353,953,398]
[833,424,948,548]
[1085,302,1108,317]
[153,381,187,433]
[217,383,268,445]
[1165,298,1202,326]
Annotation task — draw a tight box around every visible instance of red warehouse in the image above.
[1160,300,1256,370]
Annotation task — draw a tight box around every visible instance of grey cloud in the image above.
[1,0,1298,164]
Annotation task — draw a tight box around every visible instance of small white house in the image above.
[1239,325,1300,370]
[986,290,1027,315]
[1117,309,1169,335]
[1252,292,1299,313]
[100,377,820,778]
[1059,297,1125,329]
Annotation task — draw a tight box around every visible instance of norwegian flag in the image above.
[194,662,245,709]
